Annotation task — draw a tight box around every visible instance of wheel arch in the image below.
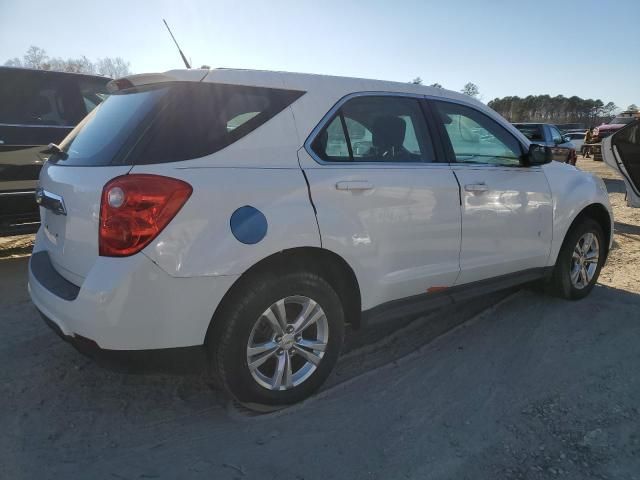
[205,247,362,345]
[555,202,612,265]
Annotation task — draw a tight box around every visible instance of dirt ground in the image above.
[577,157,640,293]
[1,158,639,480]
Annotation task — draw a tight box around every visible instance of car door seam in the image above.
[298,153,323,248]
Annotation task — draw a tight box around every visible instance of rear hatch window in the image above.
[49,82,305,166]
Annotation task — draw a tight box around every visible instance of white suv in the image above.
[29,69,613,406]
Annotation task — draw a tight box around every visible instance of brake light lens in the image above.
[99,174,192,257]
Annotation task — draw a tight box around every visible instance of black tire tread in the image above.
[207,268,344,405]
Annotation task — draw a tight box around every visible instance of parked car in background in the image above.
[603,119,640,207]
[0,67,110,235]
[556,123,586,133]
[512,123,577,164]
[594,113,638,140]
[566,131,586,152]
[583,112,639,162]
[29,69,613,407]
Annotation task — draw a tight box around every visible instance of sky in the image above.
[1,0,638,110]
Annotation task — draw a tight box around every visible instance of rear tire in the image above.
[207,269,344,406]
[549,218,605,300]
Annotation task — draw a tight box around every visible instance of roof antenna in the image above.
[163,19,191,69]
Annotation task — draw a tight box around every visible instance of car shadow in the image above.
[603,177,627,194]
[615,221,640,236]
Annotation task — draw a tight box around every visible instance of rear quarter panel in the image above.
[543,161,613,265]
[130,162,321,278]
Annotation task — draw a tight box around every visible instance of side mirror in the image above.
[526,143,553,165]
[563,135,571,143]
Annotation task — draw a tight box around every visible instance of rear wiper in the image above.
[41,143,68,160]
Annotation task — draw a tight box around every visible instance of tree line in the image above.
[4,45,131,78]
[409,76,637,126]
[487,95,620,126]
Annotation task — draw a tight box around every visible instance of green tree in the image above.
[461,82,479,98]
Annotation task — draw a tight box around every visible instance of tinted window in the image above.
[54,85,167,166]
[434,101,522,167]
[77,77,109,115]
[312,116,351,161]
[0,70,76,126]
[50,82,304,166]
[514,124,544,141]
[549,126,564,143]
[312,96,435,163]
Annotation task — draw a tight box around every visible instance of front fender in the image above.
[543,161,613,266]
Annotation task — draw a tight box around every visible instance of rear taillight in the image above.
[99,174,192,257]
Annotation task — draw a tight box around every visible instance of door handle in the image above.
[335,181,374,191]
[464,183,489,193]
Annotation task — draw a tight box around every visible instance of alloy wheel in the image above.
[570,232,600,289]
[246,295,329,391]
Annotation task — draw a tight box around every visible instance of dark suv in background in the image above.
[512,122,577,164]
[0,67,110,235]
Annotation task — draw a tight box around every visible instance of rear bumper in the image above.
[39,310,207,373]
[28,246,240,351]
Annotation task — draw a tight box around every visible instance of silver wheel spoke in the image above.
[580,266,589,286]
[570,266,581,284]
[262,306,285,336]
[284,352,293,389]
[247,341,278,357]
[293,306,324,335]
[270,352,293,390]
[271,353,286,389]
[293,345,322,366]
[296,338,327,352]
[585,251,599,263]
[273,299,288,331]
[248,347,278,371]
[581,233,593,254]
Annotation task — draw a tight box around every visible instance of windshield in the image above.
[609,117,635,125]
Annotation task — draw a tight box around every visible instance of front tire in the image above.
[549,218,605,300]
[208,270,344,406]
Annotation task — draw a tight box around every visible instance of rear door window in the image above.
[50,82,305,166]
[311,95,435,163]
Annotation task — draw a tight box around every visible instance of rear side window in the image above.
[514,124,544,141]
[311,95,435,163]
[0,70,75,126]
[549,126,564,143]
[51,82,304,166]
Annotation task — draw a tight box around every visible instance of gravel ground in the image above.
[1,157,639,479]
